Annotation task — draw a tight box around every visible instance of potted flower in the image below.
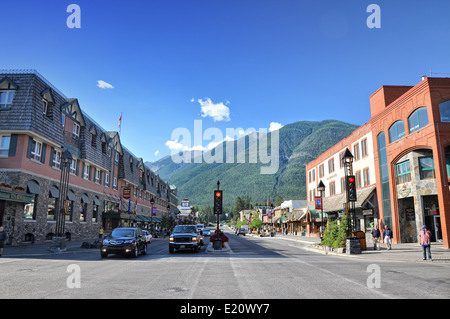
[0,182,12,191]
[13,185,25,193]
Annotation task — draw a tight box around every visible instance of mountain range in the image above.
[147,120,359,208]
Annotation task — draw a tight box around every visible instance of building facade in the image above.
[306,76,450,249]
[0,70,178,245]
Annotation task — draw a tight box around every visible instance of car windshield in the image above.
[173,226,197,233]
[111,228,135,237]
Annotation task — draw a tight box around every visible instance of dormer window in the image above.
[42,99,48,115]
[0,76,17,109]
[73,123,80,138]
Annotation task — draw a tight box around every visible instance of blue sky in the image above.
[2,0,450,162]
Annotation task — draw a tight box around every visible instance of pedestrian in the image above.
[371,225,381,250]
[383,225,393,250]
[0,226,7,257]
[419,225,432,261]
[99,226,104,239]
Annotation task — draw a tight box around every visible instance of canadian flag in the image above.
[118,114,122,130]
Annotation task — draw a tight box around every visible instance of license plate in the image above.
[180,245,185,249]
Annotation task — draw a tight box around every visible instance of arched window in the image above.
[388,120,405,143]
[439,100,450,122]
[408,107,429,133]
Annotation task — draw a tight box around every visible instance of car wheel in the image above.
[141,244,147,255]
[132,246,139,258]
[101,252,108,258]
[169,246,174,254]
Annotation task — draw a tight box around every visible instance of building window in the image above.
[92,203,99,223]
[80,201,87,222]
[396,160,411,184]
[53,150,61,169]
[47,197,58,221]
[353,143,360,161]
[319,164,324,178]
[329,181,336,196]
[0,90,15,109]
[104,173,110,187]
[328,158,335,174]
[70,159,77,175]
[377,132,392,228]
[408,107,429,133]
[389,120,405,143]
[439,100,450,122]
[361,138,368,157]
[0,135,10,156]
[30,140,42,161]
[113,177,118,189]
[355,171,362,188]
[419,157,435,180]
[73,123,80,138]
[363,168,370,186]
[95,168,101,184]
[83,164,90,180]
[341,177,346,193]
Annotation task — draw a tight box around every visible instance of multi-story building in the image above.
[306,76,450,249]
[306,123,378,238]
[0,70,178,245]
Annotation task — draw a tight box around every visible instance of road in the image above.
[1,226,449,302]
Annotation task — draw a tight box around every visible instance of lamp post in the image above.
[150,197,155,236]
[317,180,325,240]
[50,149,72,252]
[342,148,355,236]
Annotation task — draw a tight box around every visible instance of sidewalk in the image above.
[1,239,101,258]
[269,233,450,263]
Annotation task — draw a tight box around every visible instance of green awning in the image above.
[49,186,59,198]
[67,190,76,201]
[27,180,41,195]
[81,193,89,204]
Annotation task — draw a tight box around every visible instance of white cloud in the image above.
[154,150,159,156]
[190,98,195,103]
[165,139,189,152]
[269,122,283,132]
[97,80,114,89]
[198,98,231,122]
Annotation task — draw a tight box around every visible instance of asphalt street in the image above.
[0,227,449,300]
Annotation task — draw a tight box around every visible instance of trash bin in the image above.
[354,231,367,250]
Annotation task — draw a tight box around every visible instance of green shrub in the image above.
[321,213,348,248]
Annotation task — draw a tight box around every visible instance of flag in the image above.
[119,197,122,213]
[118,113,122,130]
[128,198,131,214]
[134,199,138,215]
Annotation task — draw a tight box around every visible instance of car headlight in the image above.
[169,237,174,242]
[192,237,197,242]
[124,239,134,244]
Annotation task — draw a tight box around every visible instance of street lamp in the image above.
[150,197,155,236]
[55,149,72,237]
[317,180,325,240]
[342,148,355,235]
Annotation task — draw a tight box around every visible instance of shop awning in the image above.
[49,186,59,198]
[93,196,100,206]
[67,189,76,201]
[27,180,41,195]
[81,193,89,204]
[321,186,376,213]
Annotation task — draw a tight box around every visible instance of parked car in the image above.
[101,227,147,258]
[202,228,212,237]
[142,229,152,243]
[169,225,202,253]
[237,228,246,236]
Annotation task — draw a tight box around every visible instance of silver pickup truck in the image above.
[169,225,202,253]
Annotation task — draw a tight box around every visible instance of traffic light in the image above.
[347,175,357,202]
[214,190,223,214]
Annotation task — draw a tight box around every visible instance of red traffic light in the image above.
[215,191,222,197]
[349,177,355,183]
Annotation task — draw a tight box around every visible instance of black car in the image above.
[169,225,202,253]
[101,227,147,258]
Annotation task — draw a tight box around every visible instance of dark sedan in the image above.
[101,227,147,258]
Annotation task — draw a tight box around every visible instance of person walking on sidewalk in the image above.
[383,225,393,250]
[371,225,381,250]
[419,225,432,261]
[0,226,8,257]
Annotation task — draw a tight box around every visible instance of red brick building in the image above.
[306,76,450,249]
[370,77,450,248]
